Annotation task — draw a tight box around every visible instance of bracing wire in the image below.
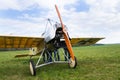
[42,18,61,36]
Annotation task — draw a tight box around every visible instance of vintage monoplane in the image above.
[0,5,103,76]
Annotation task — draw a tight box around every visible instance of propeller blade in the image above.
[55,4,75,60]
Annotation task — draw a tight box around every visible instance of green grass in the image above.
[0,44,120,80]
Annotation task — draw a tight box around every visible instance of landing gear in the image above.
[68,56,77,68]
[29,60,36,76]
[29,47,77,76]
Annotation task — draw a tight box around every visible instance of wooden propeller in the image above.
[55,5,75,60]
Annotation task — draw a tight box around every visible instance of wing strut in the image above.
[55,5,75,60]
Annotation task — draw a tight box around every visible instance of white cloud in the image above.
[0,0,120,43]
[86,0,120,14]
[0,0,19,10]
[60,0,120,43]
[0,0,78,11]
[34,0,77,8]
[0,0,38,10]
[0,18,45,36]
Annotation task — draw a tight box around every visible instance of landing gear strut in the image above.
[29,47,77,76]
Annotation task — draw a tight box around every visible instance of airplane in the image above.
[0,5,104,76]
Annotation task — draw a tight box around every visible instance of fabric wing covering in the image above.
[0,35,44,48]
[0,35,103,49]
[71,38,104,46]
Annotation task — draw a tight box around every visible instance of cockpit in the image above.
[43,19,68,43]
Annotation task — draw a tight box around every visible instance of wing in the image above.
[0,35,45,57]
[0,35,44,49]
[70,38,104,46]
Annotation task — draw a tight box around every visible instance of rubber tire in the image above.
[29,60,36,76]
[68,56,77,68]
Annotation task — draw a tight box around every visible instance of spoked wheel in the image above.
[29,60,36,76]
[68,56,77,68]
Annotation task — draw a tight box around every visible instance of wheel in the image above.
[68,56,77,68]
[29,60,36,76]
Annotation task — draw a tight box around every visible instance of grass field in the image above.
[0,44,120,80]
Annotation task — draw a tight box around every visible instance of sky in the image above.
[0,0,120,44]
